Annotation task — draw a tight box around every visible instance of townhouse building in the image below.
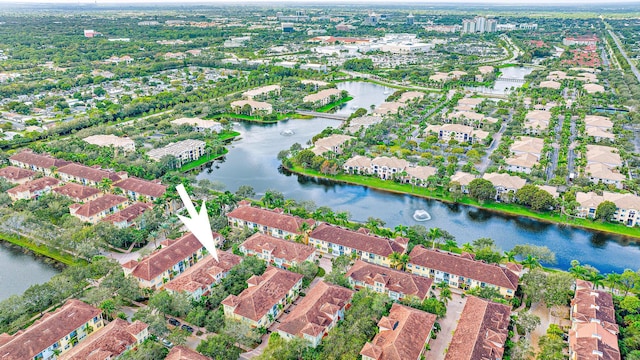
[227,202,315,240]
[240,233,315,269]
[407,246,519,299]
[309,223,408,267]
[165,252,242,299]
[346,260,432,301]
[59,319,149,360]
[0,299,104,360]
[9,150,71,176]
[277,281,354,347]
[221,267,303,328]
[69,194,129,224]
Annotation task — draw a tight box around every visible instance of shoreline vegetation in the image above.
[0,232,85,267]
[316,96,354,113]
[283,164,640,240]
[207,112,313,123]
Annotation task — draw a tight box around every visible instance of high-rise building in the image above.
[475,16,487,33]
[487,19,498,32]
[407,13,415,25]
[462,19,476,33]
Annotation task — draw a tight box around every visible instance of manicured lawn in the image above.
[218,131,241,141]
[287,165,640,239]
[0,232,85,266]
[179,149,228,172]
[316,97,354,113]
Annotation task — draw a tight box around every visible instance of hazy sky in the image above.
[9,0,640,4]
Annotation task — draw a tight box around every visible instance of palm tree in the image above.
[443,239,458,251]
[389,252,410,271]
[298,222,312,245]
[605,273,621,294]
[394,224,408,237]
[428,227,443,249]
[587,272,605,289]
[438,287,452,305]
[336,211,350,225]
[461,242,474,253]
[522,255,541,270]
[99,299,116,321]
[98,178,113,193]
[503,250,517,263]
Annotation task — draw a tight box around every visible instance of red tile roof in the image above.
[346,260,432,300]
[444,296,511,360]
[53,183,101,201]
[9,150,70,169]
[227,204,315,234]
[241,233,315,265]
[7,177,59,196]
[360,303,436,360]
[59,319,148,360]
[408,246,519,290]
[221,266,303,322]
[0,166,35,182]
[310,223,407,258]
[166,346,211,360]
[126,232,216,281]
[114,177,167,198]
[102,202,152,226]
[71,194,128,218]
[165,252,242,294]
[57,163,122,183]
[0,299,102,360]
[277,280,354,339]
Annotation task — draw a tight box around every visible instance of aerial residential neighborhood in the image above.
[0,2,638,360]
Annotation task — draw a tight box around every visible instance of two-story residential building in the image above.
[505,136,544,174]
[240,233,315,269]
[404,165,437,186]
[343,155,372,175]
[0,299,104,360]
[221,266,303,328]
[227,202,315,240]
[309,224,408,267]
[83,135,136,152]
[407,246,520,299]
[303,88,342,107]
[445,296,511,360]
[122,232,218,289]
[171,118,224,133]
[146,140,206,167]
[242,85,281,99]
[277,281,354,347]
[345,260,432,301]
[69,194,129,224]
[114,177,167,202]
[575,191,640,226]
[57,163,123,187]
[311,134,354,156]
[9,150,70,175]
[523,110,551,135]
[449,171,476,194]
[569,280,620,360]
[59,319,149,360]
[360,303,436,360]
[230,100,274,116]
[370,156,409,180]
[482,172,527,201]
[52,183,101,203]
[165,252,242,299]
[7,177,59,201]
[0,166,36,184]
[101,202,153,229]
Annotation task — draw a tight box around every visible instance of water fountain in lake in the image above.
[413,209,431,221]
[280,129,295,136]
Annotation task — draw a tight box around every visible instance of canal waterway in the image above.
[0,243,61,301]
[197,81,640,274]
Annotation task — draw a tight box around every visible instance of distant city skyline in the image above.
[9,0,640,4]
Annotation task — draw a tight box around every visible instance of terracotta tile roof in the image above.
[569,280,620,359]
[57,163,122,183]
[59,319,148,360]
[9,150,70,169]
[0,299,102,360]
[310,223,407,258]
[360,303,436,360]
[71,194,128,218]
[227,204,315,234]
[277,281,354,339]
[346,260,432,300]
[7,177,59,196]
[126,232,215,281]
[53,183,101,201]
[445,296,511,360]
[408,246,519,290]
[102,202,152,226]
[114,177,167,198]
[165,252,242,294]
[241,233,315,264]
[166,346,211,360]
[221,266,303,322]
[0,166,35,182]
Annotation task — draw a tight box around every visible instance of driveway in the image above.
[428,292,467,360]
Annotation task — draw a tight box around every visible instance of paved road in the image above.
[547,115,563,180]
[477,121,507,173]
[608,29,640,84]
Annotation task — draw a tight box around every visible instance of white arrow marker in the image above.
[176,184,218,261]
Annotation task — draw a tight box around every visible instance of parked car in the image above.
[181,324,194,333]
[168,318,180,327]
[161,339,174,348]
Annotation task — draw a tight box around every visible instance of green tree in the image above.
[197,334,241,360]
[512,244,557,264]
[596,200,617,221]
[515,311,541,335]
[468,178,496,202]
[536,324,566,360]
[256,333,309,360]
